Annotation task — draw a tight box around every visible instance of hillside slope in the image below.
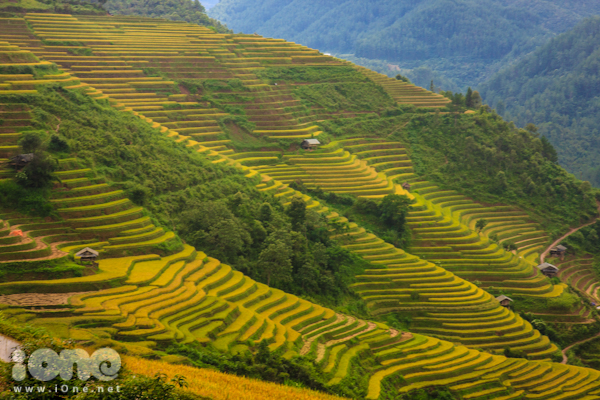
[209,0,600,89]
[0,12,598,400]
[479,16,600,188]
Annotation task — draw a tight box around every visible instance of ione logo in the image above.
[12,348,121,382]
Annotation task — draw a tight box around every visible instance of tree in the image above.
[286,196,306,232]
[259,240,293,286]
[429,80,434,92]
[465,87,473,108]
[16,151,59,189]
[259,202,273,222]
[475,218,488,233]
[471,91,482,108]
[18,131,44,153]
[395,74,411,83]
[207,219,251,261]
[379,194,412,232]
[503,241,517,252]
[540,136,558,162]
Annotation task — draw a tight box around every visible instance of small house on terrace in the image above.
[549,245,567,258]
[75,247,99,265]
[495,295,513,307]
[536,262,559,278]
[402,182,411,191]
[301,139,320,150]
[8,154,34,170]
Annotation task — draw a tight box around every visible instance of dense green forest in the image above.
[479,16,600,187]
[102,0,230,32]
[209,0,600,90]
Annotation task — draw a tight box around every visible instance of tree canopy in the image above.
[479,16,600,187]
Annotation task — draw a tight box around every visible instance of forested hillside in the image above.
[0,12,600,400]
[209,0,600,90]
[479,16,600,188]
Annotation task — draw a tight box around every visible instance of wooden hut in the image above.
[495,295,513,307]
[536,262,559,278]
[549,245,567,258]
[301,139,320,150]
[8,154,34,169]
[402,182,411,191]
[75,247,99,264]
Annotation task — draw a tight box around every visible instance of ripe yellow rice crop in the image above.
[123,355,343,400]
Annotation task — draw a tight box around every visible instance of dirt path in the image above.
[0,228,72,262]
[561,331,600,364]
[540,201,600,264]
[0,291,93,307]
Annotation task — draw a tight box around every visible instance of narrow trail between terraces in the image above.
[540,201,600,264]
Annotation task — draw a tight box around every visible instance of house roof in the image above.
[9,154,34,163]
[536,262,559,271]
[75,247,99,257]
[302,139,320,145]
[556,245,567,251]
[496,295,513,302]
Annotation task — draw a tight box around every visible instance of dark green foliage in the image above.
[286,196,306,232]
[104,0,230,33]
[0,181,53,217]
[0,258,84,281]
[479,16,600,187]
[475,218,487,233]
[16,152,60,189]
[378,194,412,234]
[18,131,45,153]
[504,347,529,360]
[47,134,70,153]
[402,110,598,232]
[395,74,410,83]
[563,221,600,256]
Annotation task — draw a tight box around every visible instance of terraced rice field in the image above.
[0,159,178,264]
[2,12,599,399]
[251,138,556,298]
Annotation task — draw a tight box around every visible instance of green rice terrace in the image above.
[0,11,599,400]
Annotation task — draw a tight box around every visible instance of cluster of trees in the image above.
[402,109,599,232]
[440,87,482,109]
[102,0,230,32]
[479,16,600,187]
[291,182,413,250]
[563,221,600,256]
[177,193,369,304]
[0,129,68,217]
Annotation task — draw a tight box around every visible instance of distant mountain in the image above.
[104,0,230,32]
[209,0,600,89]
[479,16,600,187]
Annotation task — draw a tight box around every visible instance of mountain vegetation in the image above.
[209,0,600,89]
[1,11,600,400]
[479,16,600,187]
